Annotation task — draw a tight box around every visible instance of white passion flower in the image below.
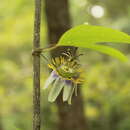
[43,52,83,104]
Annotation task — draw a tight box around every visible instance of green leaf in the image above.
[84,44,128,62]
[57,24,130,62]
[58,25,130,47]
[48,78,64,102]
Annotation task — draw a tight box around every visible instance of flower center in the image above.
[56,65,77,79]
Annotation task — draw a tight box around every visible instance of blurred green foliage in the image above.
[0,0,130,130]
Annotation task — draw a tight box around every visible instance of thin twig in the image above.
[32,44,58,54]
[33,0,41,129]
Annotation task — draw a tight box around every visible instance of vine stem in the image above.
[33,0,41,129]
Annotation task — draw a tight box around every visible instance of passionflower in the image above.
[44,52,83,104]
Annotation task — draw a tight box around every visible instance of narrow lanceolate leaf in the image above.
[48,78,64,102]
[58,25,130,47]
[63,85,72,102]
[85,44,128,62]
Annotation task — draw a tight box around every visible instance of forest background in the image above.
[1,0,130,130]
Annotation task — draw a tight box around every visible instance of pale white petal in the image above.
[75,84,78,96]
[48,78,64,102]
[68,85,76,105]
[43,71,56,89]
[63,85,72,102]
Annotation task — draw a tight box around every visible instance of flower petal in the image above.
[68,85,76,105]
[48,78,64,102]
[63,84,72,102]
[43,71,58,89]
[75,84,78,96]
[64,80,72,86]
